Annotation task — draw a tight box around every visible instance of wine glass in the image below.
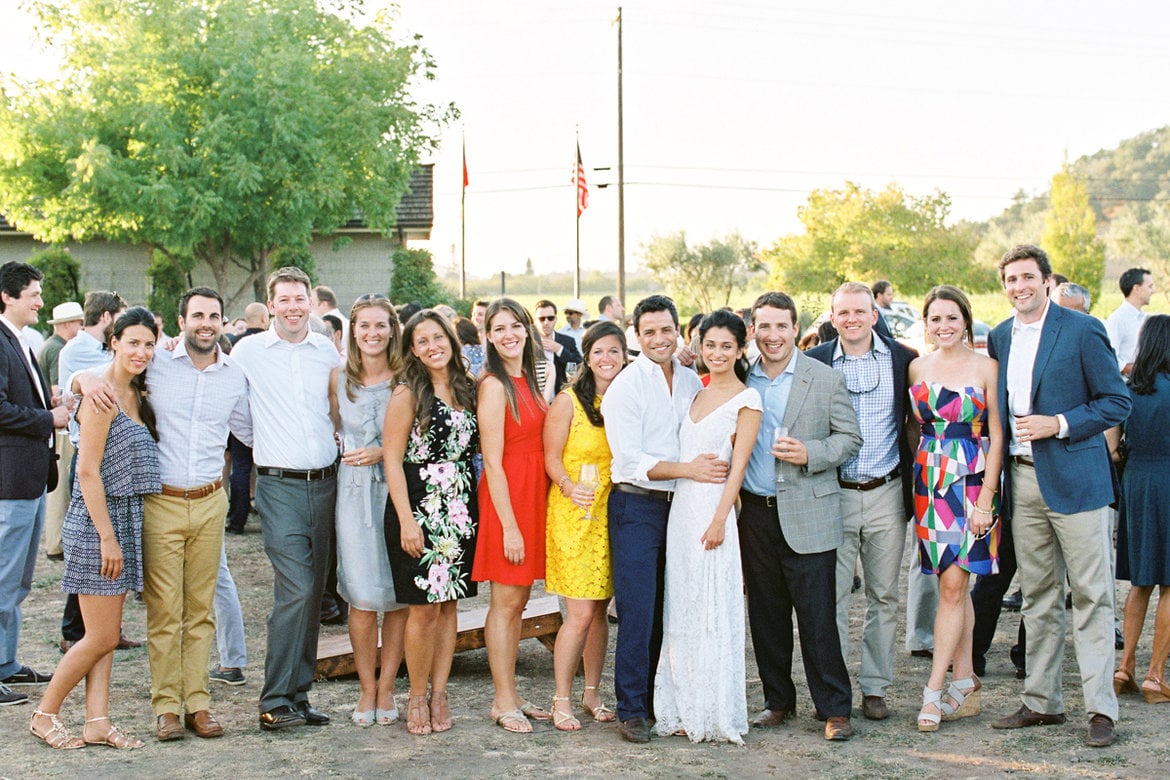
[773,425,789,484]
[578,463,600,520]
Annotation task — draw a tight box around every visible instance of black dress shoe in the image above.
[972,657,986,677]
[295,701,331,725]
[618,716,651,744]
[910,649,933,659]
[1002,589,1023,611]
[259,705,306,730]
[1115,628,1125,650]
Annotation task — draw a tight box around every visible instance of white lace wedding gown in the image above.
[653,387,760,745]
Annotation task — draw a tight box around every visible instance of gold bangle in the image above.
[558,475,572,496]
[973,506,994,516]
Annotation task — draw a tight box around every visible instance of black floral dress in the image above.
[385,397,479,604]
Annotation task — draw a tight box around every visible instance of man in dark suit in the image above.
[739,292,862,741]
[986,245,1130,747]
[806,282,918,722]
[535,300,582,394]
[0,262,70,703]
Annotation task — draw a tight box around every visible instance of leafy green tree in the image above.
[1108,202,1170,287]
[390,247,448,307]
[1042,165,1106,297]
[146,250,188,337]
[642,231,761,313]
[0,0,450,312]
[28,247,84,335]
[764,183,995,298]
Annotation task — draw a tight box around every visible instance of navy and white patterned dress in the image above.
[61,410,161,595]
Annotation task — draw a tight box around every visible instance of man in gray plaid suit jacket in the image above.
[737,292,863,741]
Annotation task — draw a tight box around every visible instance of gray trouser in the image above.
[256,473,336,712]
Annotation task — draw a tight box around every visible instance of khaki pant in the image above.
[42,432,75,556]
[1011,462,1118,721]
[142,489,227,716]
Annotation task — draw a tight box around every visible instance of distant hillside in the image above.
[971,126,1170,278]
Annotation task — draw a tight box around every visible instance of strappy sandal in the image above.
[551,695,581,732]
[350,709,374,727]
[406,694,432,735]
[941,676,981,721]
[918,686,944,732]
[1114,668,1141,695]
[580,685,616,722]
[83,716,144,749]
[1142,676,1170,704]
[430,691,452,733]
[30,710,85,750]
[376,703,399,725]
[490,707,531,733]
[518,699,552,721]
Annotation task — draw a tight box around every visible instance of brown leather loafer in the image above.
[157,712,185,741]
[824,716,852,741]
[990,704,1066,729]
[116,634,144,650]
[862,695,889,721]
[750,708,796,727]
[1086,714,1116,747]
[185,710,225,739]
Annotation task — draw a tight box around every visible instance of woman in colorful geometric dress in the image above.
[908,286,1002,732]
[471,298,551,733]
[542,321,627,730]
[384,310,479,735]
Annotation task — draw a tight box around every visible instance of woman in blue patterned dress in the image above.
[31,308,161,750]
[335,295,408,727]
[384,310,479,735]
[907,286,1002,732]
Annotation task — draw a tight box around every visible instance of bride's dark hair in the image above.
[698,309,749,382]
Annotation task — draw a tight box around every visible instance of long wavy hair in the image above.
[570,321,627,427]
[698,308,750,382]
[482,297,545,421]
[1131,314,1170,396]
[109,306,160,441]
[344,295,402,402]
[400,309,477,431]
[922,284,974,345]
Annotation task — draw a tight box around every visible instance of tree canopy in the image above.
[1041,165,1106,297]
[0,0,451,311]
[389,247,447,307]
[641,231,760,313]
[764,182,995,298]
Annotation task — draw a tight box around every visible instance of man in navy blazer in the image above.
[0,262,70,701]
[986,245,1130,748]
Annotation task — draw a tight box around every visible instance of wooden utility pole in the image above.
[616,6,626,307]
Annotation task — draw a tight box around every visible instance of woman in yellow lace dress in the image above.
[543,321,627,731]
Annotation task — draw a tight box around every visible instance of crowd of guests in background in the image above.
[0,243,1165,753]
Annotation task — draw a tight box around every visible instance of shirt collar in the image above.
[750,349,798,381]
[0,314,24,343]
[171,337,231,369]
[832,332,888,361]
[1012,298,1052,335]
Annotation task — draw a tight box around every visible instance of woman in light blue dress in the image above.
[335,294,408,727]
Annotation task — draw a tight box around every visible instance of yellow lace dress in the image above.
[545,391,614,599]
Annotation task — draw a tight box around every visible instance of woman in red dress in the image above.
[472,298,551,733]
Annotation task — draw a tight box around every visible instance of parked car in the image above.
[899,319,991,356]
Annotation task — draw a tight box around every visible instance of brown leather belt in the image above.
[160,479,223,500]
[1010,454,1035,468]
[613,483,672,502]
[839,467,901,492]
[257,463,339,481]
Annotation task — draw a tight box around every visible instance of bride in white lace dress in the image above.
[654,310,762,744]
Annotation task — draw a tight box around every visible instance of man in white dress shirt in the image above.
[1105,267,1154,378]
[601,294,727,744]
[231,267,340,731]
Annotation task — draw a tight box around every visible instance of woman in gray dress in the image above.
[336,295,409,727]
[31,308,161,750]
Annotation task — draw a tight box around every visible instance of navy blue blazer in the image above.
[551,331,582,394]
[987,303,1130,517]
[0,323,55,499]
[806,331,918,517]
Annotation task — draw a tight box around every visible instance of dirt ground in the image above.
[3,525,1165,779]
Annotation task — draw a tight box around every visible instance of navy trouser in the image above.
[226,435,253,531]
[608,488,669,722]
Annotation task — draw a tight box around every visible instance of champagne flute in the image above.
[578,463,600,520]
[773,425,789,484]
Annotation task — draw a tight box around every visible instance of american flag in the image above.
[574,142,589,217]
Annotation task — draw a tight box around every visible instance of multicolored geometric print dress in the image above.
[910,381,999,575]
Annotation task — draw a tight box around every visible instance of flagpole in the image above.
[616,6,626,308]
[575,129,581,299]
[460,132,467,300]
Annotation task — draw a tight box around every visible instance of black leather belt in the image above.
[839,467,901,492]
[613,483,672,502]
[1010,454,1034,468]
[740,490,776,509]
[257,463,338,481]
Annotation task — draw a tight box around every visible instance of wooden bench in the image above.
[315,595,564,680]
